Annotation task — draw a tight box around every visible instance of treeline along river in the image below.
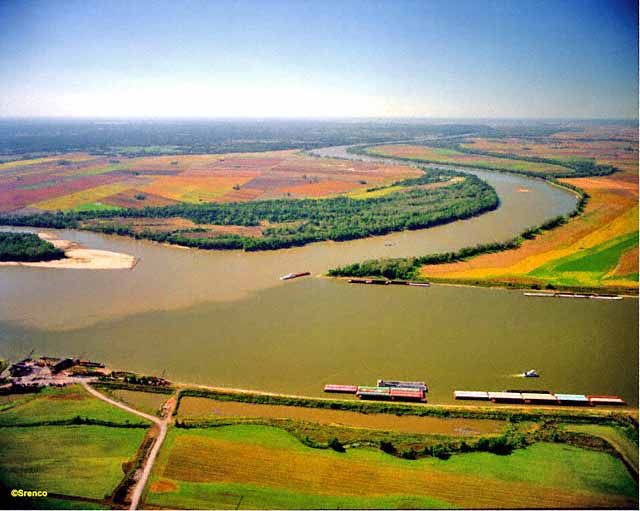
[0,146,637,405]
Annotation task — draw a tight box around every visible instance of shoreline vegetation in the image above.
[0,168,500,252]
[0,231,64,262]
[328,178,589,285]
[329,140,637,295]
[93,380,639,480]
[0,231,136,269]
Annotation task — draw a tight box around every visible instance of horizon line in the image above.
[0,115,638,122]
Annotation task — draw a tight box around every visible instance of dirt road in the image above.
[81,382,171,510]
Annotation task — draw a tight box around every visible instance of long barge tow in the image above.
[524,291,623,300]
[454,389,626,406]
[348,278,430,287]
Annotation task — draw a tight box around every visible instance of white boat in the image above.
[280,271,311,281]
[522,369,539,378]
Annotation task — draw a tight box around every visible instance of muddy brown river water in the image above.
[1,146,637,405]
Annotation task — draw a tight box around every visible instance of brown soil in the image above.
[178,397,506,436]
[150,480,178,493]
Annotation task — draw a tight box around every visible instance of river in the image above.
[0,146,637,405]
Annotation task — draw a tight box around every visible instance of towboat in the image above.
[280,272,311,281]
[522,369,539,378]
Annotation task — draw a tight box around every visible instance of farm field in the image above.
[0,385,150,426]
[109,389,171,417]
[0,150,421,214]
[367,144,572,175]
[565,424,639,475]
[177,396,505,436]
[145,424,637,509]
[0,425,145,507]
[418,129,639,292]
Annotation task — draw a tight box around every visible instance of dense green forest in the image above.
[0,169,499,251]
[0,232,65,262]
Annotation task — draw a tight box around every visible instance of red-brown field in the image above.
[0,150,420,213]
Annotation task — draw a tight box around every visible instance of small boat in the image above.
[280,272,311,281]
[522,369,539,378]
[407,282,430,287]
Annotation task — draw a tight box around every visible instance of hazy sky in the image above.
[1,0,637,118]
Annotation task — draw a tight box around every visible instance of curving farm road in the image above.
[81,382,172,511]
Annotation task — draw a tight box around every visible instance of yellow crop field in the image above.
[0,154,94,171]
[140,175,258,203]
[420,133,639,292]
[33,182,133,210]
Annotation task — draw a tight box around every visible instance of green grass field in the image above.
[147,481,454,510]
[566,424,639,475]
[8,496,110,510]
[146,424,637,509]
[109,389,170,417]
[0,425,145,501]
[0,385,149,426]
[72,202,122,212]
[529,231,639,287]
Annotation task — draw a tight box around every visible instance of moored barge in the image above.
[377,379,428,392]
[323,384,358,394]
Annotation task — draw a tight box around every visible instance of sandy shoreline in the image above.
[0,232,138,270]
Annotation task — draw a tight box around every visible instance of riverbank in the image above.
[0,232,137,270]
[327,135,638,295]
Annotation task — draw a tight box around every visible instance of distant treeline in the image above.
[328,182,588,280]
[0,119,486,157]
[0,169,499,252]
[0,232,65,262]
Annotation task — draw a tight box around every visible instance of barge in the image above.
[522,392,558,404]
[356,385,426,402]
[555,393,590,406]
[347,279,430,287]
[455,390,626,407]
[586,395,626,406]
[488,391,524,403]
[377,379,428,392]
[524,291,623,300]
[356,386,392,400]
[323,384,358,394]
[454,390,490,401]
[389,387,426,402]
